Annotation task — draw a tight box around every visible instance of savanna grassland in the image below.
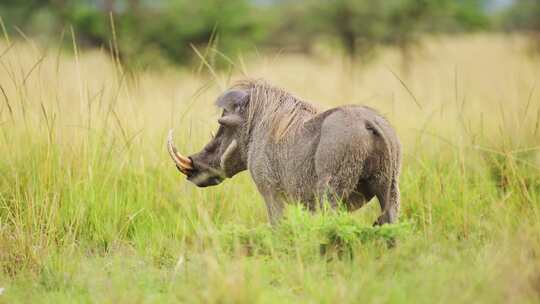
[0,34,539,303]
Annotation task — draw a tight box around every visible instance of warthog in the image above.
[168,79,401,225]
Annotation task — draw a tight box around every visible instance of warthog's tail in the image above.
[366,117,401,225]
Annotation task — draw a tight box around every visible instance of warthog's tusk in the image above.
[167,129,193,173]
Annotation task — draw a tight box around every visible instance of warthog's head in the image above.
[167,90,248,187]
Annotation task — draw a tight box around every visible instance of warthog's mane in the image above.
[231,79,319,141]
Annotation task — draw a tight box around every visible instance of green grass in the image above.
[0,35,540,303]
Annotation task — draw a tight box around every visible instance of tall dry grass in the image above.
[0,34,539,303]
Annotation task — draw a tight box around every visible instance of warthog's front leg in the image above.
[257,188,285,225]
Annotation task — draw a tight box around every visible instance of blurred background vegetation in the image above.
[0,0,538,69]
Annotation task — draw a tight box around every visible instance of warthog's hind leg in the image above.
[373,178,400,225]
[314,161,363,210]
[313,110,367,211]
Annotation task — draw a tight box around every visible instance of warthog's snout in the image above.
[167,129,226,187]
[186,161,225,187]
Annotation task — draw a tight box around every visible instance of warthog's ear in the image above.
[215,90,248,112]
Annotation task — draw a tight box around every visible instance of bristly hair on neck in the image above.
[230,79,319,141]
